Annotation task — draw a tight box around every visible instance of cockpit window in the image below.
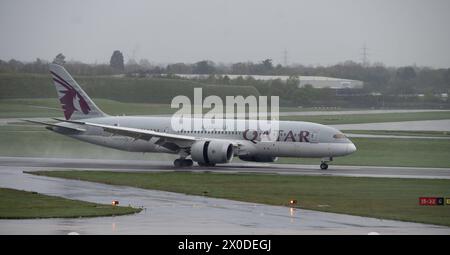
[333,133,346,139]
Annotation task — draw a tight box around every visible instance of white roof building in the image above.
[297,76,364,89]
[171,74,363,89]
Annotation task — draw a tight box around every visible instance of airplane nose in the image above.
[347,142,357,154]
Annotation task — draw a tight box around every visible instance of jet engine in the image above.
[238,155,278,162]
[191,140,234,165]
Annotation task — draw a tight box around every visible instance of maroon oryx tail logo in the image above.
[51,71,91,120]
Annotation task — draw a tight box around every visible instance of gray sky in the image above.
[1,0,450,67]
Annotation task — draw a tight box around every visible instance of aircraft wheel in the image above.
[174,159,193,168]
[320,163,328,170]
[174,159,182,168]
[183,159,193,167]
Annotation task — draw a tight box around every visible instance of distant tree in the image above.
[110,50,124,72]
[22,58,48,73]
[0,59,8,72]
[262,59,273,71]
[222,75,230,84]
[444,69,450,86]
[166,63,193,74]
[127,58,138,66]
[246,59,274,75]
[125,58,142,74]
[53,53,66,65]
[7,59,24,72]
[286,75,300,87]
[139,59,152,69]
[396,66,416,81]
[193,60,215,74]
[231,62,251,75]
[274,64,284,74]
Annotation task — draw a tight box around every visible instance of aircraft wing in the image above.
[53,118,245,151]
[53,118,197,150]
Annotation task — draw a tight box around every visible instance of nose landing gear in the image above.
[320,157,333,170]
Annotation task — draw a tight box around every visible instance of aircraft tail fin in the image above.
[49,63,107,120]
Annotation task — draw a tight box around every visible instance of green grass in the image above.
[0,98,177,118]
[29,171,450,226]
[343,130,450,137]
[0,73,260,104]
[0,187,141,219]
[0,99,62,118]
[281,111,450,124]
[277,138,450,168]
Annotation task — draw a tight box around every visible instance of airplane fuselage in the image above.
[53,116,356,160]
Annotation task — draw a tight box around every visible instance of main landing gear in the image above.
[320,157,333,170]
[174,158,193,168]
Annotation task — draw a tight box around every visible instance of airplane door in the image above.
[309,131,319,143]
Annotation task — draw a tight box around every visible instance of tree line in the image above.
[1,52,449,99]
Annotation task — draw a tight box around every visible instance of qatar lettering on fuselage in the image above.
[243,129,310,142]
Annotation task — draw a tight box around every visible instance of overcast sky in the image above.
[1,0,449,67]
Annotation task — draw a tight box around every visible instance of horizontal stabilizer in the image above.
[22,119,86,132]
[52,118,86,125]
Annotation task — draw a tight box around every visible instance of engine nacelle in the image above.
[191,140,234,164]
[238,155,278,162]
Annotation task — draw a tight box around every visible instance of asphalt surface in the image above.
[0,156,449,179]
[1,162,450,234]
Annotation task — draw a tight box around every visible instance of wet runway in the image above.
[1,156,449,179]
[1,164,450,235]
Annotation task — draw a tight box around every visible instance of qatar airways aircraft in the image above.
[26,64,356,170]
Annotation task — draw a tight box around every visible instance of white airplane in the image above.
[26,64,356,170]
